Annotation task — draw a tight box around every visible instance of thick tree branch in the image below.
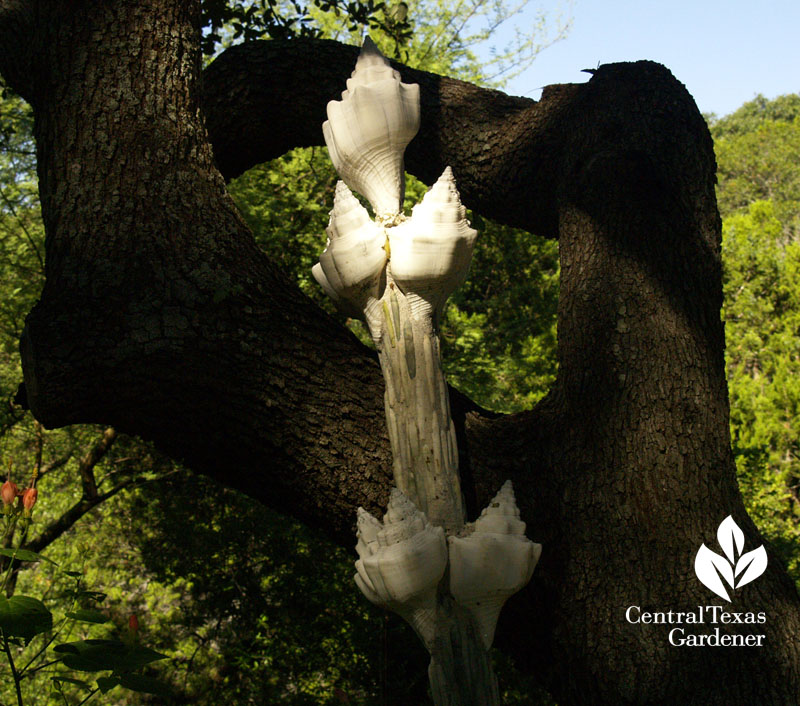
[19,3,400,542]
[203,38,566,236]
[0,0,36,103]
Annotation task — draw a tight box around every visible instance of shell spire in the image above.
[312,180,388,316]
[448,481,541,649]
[354,489,447,649]
[322,38,420,218]
[387,166,478,320]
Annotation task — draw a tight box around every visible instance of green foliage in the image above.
[200,0,409,54]
[709,93,800,140]
[1,502,170,706]
[735,447,800,582]
[121,471,430,704]
[443,219,558,411]
[362,0,571,86]
[716,95,800,585]
[0,94,41,430]
[714,119,800,228]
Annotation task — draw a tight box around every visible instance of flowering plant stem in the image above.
[3,630,24,706]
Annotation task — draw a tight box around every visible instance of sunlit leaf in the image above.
[0,547,58,565]
[65,609,110,624]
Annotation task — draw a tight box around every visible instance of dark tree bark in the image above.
[0,2,798,704]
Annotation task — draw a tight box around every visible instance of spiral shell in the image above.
[312,180,388,314]
[388,167,478,320]
[448,481,541,649]
[354,489,447,648]
[323,37,420,218]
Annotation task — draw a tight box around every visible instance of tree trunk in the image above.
[0,3,798,703]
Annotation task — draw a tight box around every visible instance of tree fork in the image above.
[1,3,799,703]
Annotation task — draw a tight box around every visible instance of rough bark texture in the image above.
[202,38,560,235]
[1,2,799,704]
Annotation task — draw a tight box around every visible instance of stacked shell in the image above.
[355,489,447,649]
[322,36,420,219]
[314,38,478,327]
[448,481,542,649]
[311,180,388,319]
[388,166,478,321]
[314,39,542,657]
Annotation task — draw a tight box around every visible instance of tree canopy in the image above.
[711,95,800,584]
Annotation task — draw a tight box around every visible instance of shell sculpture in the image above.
[311,180,388,317]
[448,481,542,649]
[315,40,539,661]
[322,37,420,219]
[355,489,447,649]
[388,166,478,321]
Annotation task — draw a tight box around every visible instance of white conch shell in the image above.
[312,180,387,314]
[387,167,478,320]
[448,481,541,649]
[354,488,447,648]
[323,37,420,218]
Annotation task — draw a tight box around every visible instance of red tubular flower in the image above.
[1,480,17,506]
[22,487,38,513]
[128,614,139,634]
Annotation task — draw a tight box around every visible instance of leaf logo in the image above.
[694,516,768,602]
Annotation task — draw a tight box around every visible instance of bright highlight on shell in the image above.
[355,489,447,648]
[322,37,420,219]
[388,166,478,321]
[312,181,387,317]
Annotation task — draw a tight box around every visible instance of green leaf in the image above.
[54,639,168,672]
[66,589,106,604]
[119,673,172,696]
[65,609,110,624]
[51,676,93,691]
[96,675,121,693]
[0,547,58,565]
[0,595,52,640]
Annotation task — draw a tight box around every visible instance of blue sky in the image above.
[500,0,800,118]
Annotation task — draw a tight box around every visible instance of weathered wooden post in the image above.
[312,38,542,705]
